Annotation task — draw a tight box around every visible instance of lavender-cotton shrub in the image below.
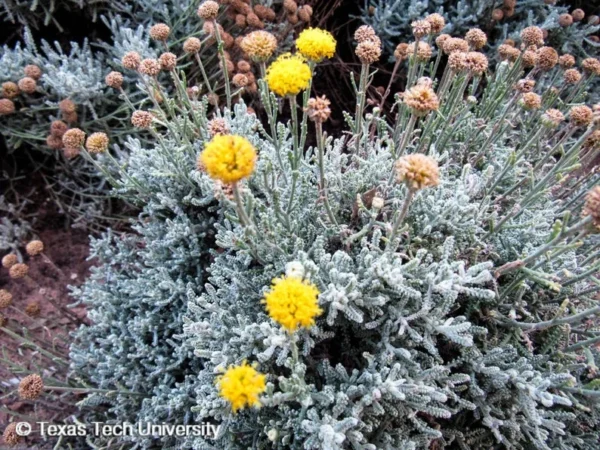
[63,7,600,450]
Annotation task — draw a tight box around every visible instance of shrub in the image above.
[71,14,600,450]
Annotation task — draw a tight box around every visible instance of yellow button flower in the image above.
[295,28,336,62]
[217,361,266,413]
[265,53,312,97]
[199,135,257,183]
[262,276,322,332]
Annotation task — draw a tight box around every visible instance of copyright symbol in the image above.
[15,422,32,436]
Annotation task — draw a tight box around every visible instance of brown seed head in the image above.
[254,4,268,20]
[443,37,469,55]
[240,31,277,62]
[17,77,36,94]
[246,13,264,29]
[46,134,63,149]
[584,130,600,149]
[503,0,516,8]
[583,186,600,228]
[522,49,538,68]
[403,85,439,116]
[283,0,297,13]
[131,110,154,129]
[59,98,76,113]
[2,81,19,98]
[62,110,77,123]
[588,15,600,26]
[198,0,219,19]
[232,73,249,87]
[9,263,28,279]
[394,43,409,61]
[521,26,544,46]
[24,64,42,80]
[51,120,68,137]
[536,46,559,71]
[208,118,230,136]
[26,240,44,256]
[492,8,504,21]
[558,13,573,27]
[515,79,535,93]
[355,39,381,64]
[298,5,312,22]
[564,68,582,85]
[287,13,299,25]
[395,154,440,190]
[541,109,565,128]
[407,41,432,62]
[2,254,17,268]
[354,25,377,43]
[122,51,141,70]
[24,302,40,318]
[63,146,80,159]
[208,93,219,106]
[183,37,202,54]
[572,9,585,22]
[465,52,488,75]
[105,71,124,90]
[150,23,171,41]
[138,58,161,76]
[0,289,12,309]
[520,92,542,110]
[411,20,431,39]
[559,54,576,69]
[18,374,44,400]
[159,52,177,71]
[425,13,445,34]
[306,95,331,123]
[0,98,15,115]
[465,28,487,50]
[62,128,85,149]
[570,105,593,127]
[237,60,251,72]
[448,52,468,71]
[582,58,600,76]
[235,14,247,28]
[498,44,520,62]
[3,422,21,446]
[85,132,109,154]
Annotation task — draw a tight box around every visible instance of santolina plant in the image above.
[58,6,600,450]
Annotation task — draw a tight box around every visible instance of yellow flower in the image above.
[295,28,336,62]
[262,276,322,332]
[265,53,312,97]
[217,362,266,413]
[199,135,257,183]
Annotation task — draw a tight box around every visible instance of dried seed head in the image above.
[541,109,565,128]
[306,95,331,122]
[24,302,40,318]
[131,110,154,129]
[394,43,409,61]
[105,71,124,89]
[588,15,600,26]
[0,289,12,308]
[354,25,377,43]
[246,13,264,28]
[503,0,516,8]
[244,71,256,84]
[150,23,171,41]
[571,9,584,21]
[240,30,278,62]
[207,93,219,106]
[395,154,440,190]
[522,49,538,68]
[570,105,593,127]
[515,79,535,93]
[183,37,202,54]
[355,39,381,64]
[407,41,432,62]
[25,240,44,256]
[520,26,544,46]
[443,37,469,55]
[504,6,515,18]
[411,20,431,39]
[237,60,251,72]
[3,422,21,446]
[264,7,276,21]
[564,68,582,85]
[435,33,450,49]
[403,84,439,116]
[0,98,15,115]
[465,52,488,75]
[208,118,230,136]
[448,52,468,71]
[425,13,445,34]
[232,73,249,87]
[18,374,44,400]
[283,0,297,13]
[138,58,161,76]
[159,52,177,71]
[85,132,109,154]
[498,44,520,62]
[235,14,246,28]
[17,77,36,94]
[121,51,141,70]
[9,262,28,279]
[558,13,573,27]
[583,186,600,228]
[198,1,219,20]
[559,54,576,69]
[63,146,80,159]
[245,83,258,94]
[219,58,235,74]
[62,128,85,149]
[2,254,17,268]
[254,4,269,20]
[24,64,42,80]
[46,134,63,149]
[536,46,559,71]
[59,99,76,113]
[62,110,77,123]
[582,58,600,76]
[584,130,600,149]
[287,13,299,25]
[520,92,542,110]
[492,8,504,21]
[465,28,487,50]
[298,5,312,22]
[2,81,19,98]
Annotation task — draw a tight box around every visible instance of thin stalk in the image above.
[386,189,415,251]
[316,121,337,225]
[354,63,370,153]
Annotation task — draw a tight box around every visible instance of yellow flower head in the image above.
[217,361,266,413]
[296,28,336,62]
[265,53,312,97]
[199,135,257,183]
[262,276,322,332]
